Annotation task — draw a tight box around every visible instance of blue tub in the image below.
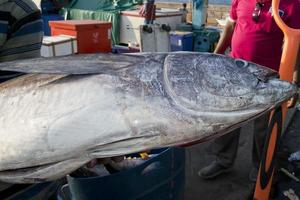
[192,0,208,29]
[1,181,62,200]
[170,31,194,52]
[65,148,185,200]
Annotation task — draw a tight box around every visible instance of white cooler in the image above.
[41,35,78,57]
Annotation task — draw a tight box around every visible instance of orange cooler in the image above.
[49,20,112,53]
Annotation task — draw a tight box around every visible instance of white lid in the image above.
[42,35,74,45]
[59,35,77,40]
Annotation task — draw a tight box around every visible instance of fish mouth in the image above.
[255,78,298,104]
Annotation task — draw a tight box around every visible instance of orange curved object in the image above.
[254,0,300,199]
[272,0,300,82]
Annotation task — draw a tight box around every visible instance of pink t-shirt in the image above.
[229,0,300,71]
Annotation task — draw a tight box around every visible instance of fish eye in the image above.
[235,59,249,68]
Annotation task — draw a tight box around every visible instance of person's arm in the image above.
[293,49,299,85]
[288,48,300,108]
[214,19,236,54]
[286,2,300,108]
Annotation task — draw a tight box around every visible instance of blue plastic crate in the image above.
[170,31,194,52]
[65,148,185,200]
[42,14,64,36]
[1,181,61,200]
[193,27,221,52]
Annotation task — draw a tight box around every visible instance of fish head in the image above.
[96,52,297,151]
[145,52,298,146]
[163,53,297,116]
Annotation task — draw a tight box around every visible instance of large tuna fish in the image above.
[0,52,296,183]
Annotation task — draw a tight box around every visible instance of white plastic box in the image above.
[140,24,170,52]
[120,9,182,46]
[41,35,77,57]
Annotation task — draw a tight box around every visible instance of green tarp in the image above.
[68,0,143,11]
[61,0,143,45]
[62,8,120,44]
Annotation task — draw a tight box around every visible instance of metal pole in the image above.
[192,0,208,29]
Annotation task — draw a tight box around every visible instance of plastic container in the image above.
[192,0,208,29]
[42,14,64,36]
[176,23,193,32]
[193,27,221,52]
[41,35,77,57]
[49,20,112,53]
[1,181,61,200]
[66,148,185,200]
[170,31,194,51]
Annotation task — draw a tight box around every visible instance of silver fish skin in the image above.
[0,52,296,183]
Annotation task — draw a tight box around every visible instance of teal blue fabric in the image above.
[67,0,143,11]
[62,8,120,45]
[61,0,143,45]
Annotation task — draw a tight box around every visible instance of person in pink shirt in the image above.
[198,0,300,181]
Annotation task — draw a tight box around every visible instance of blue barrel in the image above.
[192,0,208,29]
[2,181,61,200]
[67,148,185,200]
[170,31,194,52]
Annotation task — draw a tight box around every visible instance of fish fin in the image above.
[0,54,147,75]
[0,157,89,183]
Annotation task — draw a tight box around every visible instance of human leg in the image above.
[198,128,241,179]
